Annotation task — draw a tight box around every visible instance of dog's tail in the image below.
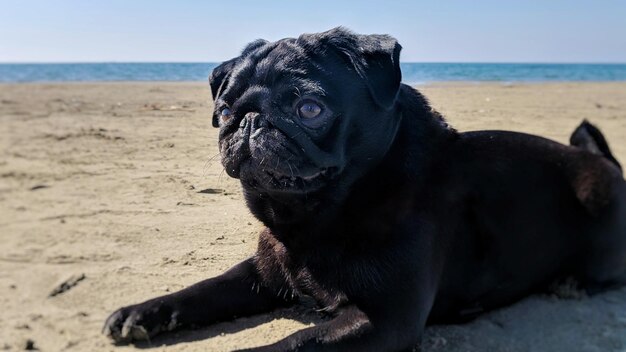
[570,119,622,173]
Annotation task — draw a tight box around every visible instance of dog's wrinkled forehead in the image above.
[225,38,328,99]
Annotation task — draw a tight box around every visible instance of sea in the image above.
[1,63,626,84]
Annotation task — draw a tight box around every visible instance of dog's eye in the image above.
[220,107,232,121]
[297,101,322,119]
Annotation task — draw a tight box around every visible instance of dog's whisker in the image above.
[201,152,221,177]
[287,161,294,178]
[218,167,226,185]
[291,131,304,139]
[275,156,281,171]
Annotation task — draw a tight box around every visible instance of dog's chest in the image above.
[256,227,405,313]
[291,265,349,312]
[256,230,356,311]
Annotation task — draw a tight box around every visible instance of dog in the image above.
[103,27,626,351]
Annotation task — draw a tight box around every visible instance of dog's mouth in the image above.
[266,166,336,186]
[242,163,338,194]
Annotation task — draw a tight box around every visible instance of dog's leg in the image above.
[236,293,433,352]
[579,194,626,294]
[103,257,294,343]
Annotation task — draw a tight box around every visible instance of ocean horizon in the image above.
[1,63,626,83]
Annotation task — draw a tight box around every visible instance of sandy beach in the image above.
[1,82,625,351]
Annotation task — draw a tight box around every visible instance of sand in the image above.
[0,82,625,351]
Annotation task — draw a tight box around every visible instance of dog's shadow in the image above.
[131,299,324,349]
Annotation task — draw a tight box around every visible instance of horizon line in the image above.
[1,61,626,65]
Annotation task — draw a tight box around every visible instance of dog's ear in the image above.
[209,57,237,102]
[209,39,268,127]
[356,34,402,110]
[319,28,402,110]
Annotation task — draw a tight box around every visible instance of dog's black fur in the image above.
[104,28,626,351]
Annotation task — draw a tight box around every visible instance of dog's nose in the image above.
[245,112,259,120]
[239,111,266,139]
[240,112,268,135]
[240,111,259,129]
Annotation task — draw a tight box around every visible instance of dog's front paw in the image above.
[103,301,179,343]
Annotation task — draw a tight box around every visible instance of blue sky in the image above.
[1,0,625,63]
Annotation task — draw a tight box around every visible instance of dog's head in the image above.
[210,27,403,203]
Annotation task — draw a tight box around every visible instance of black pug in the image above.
[104,28,626,351]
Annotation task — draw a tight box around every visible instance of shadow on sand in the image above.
[129,301,324,349]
